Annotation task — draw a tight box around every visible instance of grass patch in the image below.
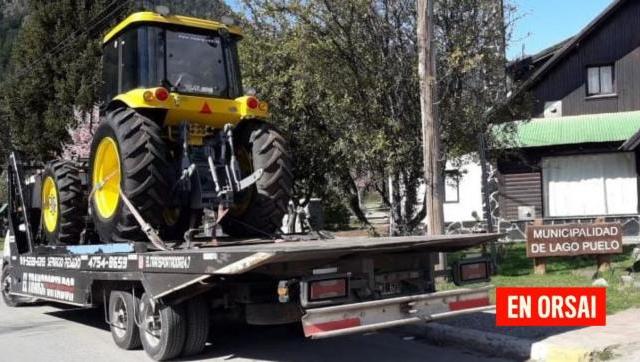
[441,243,640,314]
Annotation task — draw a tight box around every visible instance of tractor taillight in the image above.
[155,88,169,101]
[247,97,259,109]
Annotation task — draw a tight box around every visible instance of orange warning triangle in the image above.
[200,102,212,114]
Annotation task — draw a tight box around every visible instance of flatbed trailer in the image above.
[2,153,498,360]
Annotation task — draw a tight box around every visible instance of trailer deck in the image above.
[10,233,498,277]
[7,233,496,302]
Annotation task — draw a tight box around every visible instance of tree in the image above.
[435,0,517,158]
[239,1,421,233]
[141,0,232,19]
[0,0,28,83]
[240,0,519,235]
[0,0,133,161]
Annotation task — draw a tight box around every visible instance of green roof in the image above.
[496,111,640,148]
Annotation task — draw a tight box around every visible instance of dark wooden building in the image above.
[496,0,640,241]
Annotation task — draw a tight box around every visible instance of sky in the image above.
[508,0,614,59]
[226,0,614,60]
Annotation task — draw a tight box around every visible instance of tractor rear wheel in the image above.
[41,160,85,245]
[221,122,293,237]
[89,108,170,243]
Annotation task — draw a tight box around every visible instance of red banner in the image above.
[495,287,606,326]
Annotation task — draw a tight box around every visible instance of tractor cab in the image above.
[101,11,267,128]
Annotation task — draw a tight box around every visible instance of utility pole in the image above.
[417,0,445,269]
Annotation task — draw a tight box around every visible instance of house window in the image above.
[444,171,460,203]
[542,153,637,217]
[587,65,614,96]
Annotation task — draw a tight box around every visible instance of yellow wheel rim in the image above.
[92,137,121,219]
[42,176,58,232]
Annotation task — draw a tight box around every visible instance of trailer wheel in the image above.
[109,290,141,350]
[1,265,23,307]
[139,293,186,361]
[182,296,210,357]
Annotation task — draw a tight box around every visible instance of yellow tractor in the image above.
[40,9,293,245]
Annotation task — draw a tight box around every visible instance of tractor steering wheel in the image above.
[172,72,197,90]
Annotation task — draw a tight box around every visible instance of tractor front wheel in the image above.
[41,160,85,245]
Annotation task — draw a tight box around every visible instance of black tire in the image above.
[89,108,170,243]
[1,264,24,308]
[109,290,142,350]
[40,161,85,245]
[221,122,293,237]
[139,293,187,361]
[182,296,210,357]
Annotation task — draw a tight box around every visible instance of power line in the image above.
[9,0,133,82]
[12,0,130,79]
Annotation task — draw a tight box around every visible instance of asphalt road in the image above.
[0,300,509,362]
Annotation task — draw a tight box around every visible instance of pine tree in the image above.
[0,0,28,83]
[0,1,132,160]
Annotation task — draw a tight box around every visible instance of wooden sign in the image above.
[526,223,623,258]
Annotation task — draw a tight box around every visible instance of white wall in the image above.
[417,154,484,224]
[443,155,484,223]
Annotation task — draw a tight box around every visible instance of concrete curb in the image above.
[530,342,603,362]
[421,317,638,362]
[422,322,532,360]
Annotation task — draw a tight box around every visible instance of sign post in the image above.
[597,255,612,272]
[533,256,547,275]
[526,222,623,275]
[531,219,545,275]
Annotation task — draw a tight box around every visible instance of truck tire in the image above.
[41,161,85,245]
[109,290,142,350]
[139,293,186,361]
[182,296,210,357]
[221,122,293,237]
[89,108,170,243]
[2,265,23,307]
